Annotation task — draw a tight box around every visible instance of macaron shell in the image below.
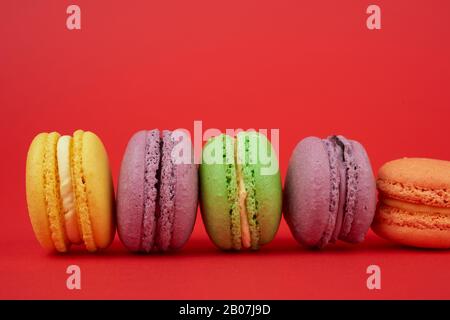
[157,131,176,251]
[237,131,282,246]
[343,140,376,243]
[284,137,331,247]
[236,132,259,248]
[72,130,96,251]
[26,133,58,251]
[377,158,450,208]
[171,163,198,249]
[79,130,115,250]
[372,203,450,248]
[319,138,341,247]
[140,130,160,252]
[117,130,147,251]
[200,135,238,250]
[331,144,347,242]
[333,135,358,239]
[43,132,69,252]
[170,134,198,250]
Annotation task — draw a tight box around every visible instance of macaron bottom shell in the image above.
[372,201,450,249]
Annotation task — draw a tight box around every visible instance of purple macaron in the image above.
[117,129,198,252]
[283,135,376,248]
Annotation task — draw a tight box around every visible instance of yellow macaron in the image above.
[372,158,450,248]
[26,130,115,252]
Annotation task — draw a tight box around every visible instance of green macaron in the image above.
[200,132,282,250]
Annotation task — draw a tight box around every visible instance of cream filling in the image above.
[235,139,251,249]
[57,135,82,244]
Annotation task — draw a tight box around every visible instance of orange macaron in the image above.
[372,158,450,248]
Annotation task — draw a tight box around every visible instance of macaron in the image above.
[372,158,450,248]
[26,130,115,252]
[199,132,282,250]
[116,129,198,252]
[283,135,376,248]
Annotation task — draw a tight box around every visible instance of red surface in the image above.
[1,0,450,299]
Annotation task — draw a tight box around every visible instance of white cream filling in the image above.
[57,135,82,244]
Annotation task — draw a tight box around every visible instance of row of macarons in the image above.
[26,129,450,253]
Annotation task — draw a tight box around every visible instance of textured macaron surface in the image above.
[141,130,161,251]
[170,132,199,250]
[117,130,149,251]
[236,132,282,248]
[200,132,282,250]
[200,134,241,250]
[318,138,341,246]
[372,158,450,248]
[332,136,377,243]
[117,129,198,252]
[157,130,177,251]
[377,158,450,208]
[72,130,96,251]
[284,137,332,247]
[27,132,68,252]
[284,135,376,248]
[26,130,115,252]
[71,130,115,251]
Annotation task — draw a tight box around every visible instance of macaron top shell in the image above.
[140,129,160,251]
[330,141,347,243]
[238,132,282,245]
[200,134,239,250]
[75,130,115,250]
[156,131,177,251]
[284,137,332,247]
[332,136,358,239]
[27,132,67,251]
[377,158,450,208]
[116,130,148,251]
[170,144,199,250]
[320,138,342,246]
[339,138,376,243]
[325,136,377,243]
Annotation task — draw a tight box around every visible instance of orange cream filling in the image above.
[234,139,251,249]
[57,136,82,244]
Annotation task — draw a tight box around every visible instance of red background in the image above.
[1,0,450,299]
